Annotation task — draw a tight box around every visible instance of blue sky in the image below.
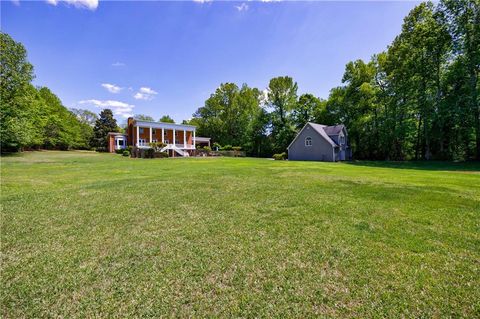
[2,0,419,124]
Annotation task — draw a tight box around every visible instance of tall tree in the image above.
[91,109,118,149]
[267,76,298,153]
[441,0,480,159]
[0,32,36,151]
[193,83,262,149]
[292,93,323,130]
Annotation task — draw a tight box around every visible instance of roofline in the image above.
[287,122,338,150]
[132,119,197,128]
[287,122,310,150]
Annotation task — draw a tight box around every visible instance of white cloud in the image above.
[235,3,248,11]
[101,83,122,94]
[133,87,158,100]
[112,62,125,67]
[193,0,212,3]
[46,0,98,10]
[79,99,134,118]
[10,0,20,6]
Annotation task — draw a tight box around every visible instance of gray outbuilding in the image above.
[287,122,351,162]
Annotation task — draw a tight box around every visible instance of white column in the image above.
[149,126,152,144]
[161,128,164,143]
[183,130,186,148]
[193,130,196,149]
[136,126,139,146]
[173,129,176,146]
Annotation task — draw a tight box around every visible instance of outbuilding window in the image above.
[305,136,312,147]
[340,135,345,145]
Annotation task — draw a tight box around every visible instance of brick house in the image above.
[108,117,209,157]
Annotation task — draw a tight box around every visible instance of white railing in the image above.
[137,143,195,150]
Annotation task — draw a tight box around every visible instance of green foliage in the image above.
[212,142,222,150]
[155,151,169,158]
[193,83,263,154]
[0,32,92,152]
[292,94,323,130]
[159,115,175,123]
[222,145,233,151]
[149,142,167,151]
[232,146,242,151]
[122,150,130,157]
[144,148,155,158]
[272,152,287,160]
[203,146,211,152]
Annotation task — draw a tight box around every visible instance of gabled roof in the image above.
[308,123,337,147]
[323,124,345,136]
[287,122,338,149]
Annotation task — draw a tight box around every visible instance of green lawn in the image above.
[1,151,479,317]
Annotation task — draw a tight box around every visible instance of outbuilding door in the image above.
[339,150,345,161]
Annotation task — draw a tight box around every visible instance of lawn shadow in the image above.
[346,160,480,172]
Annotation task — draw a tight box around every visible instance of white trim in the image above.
[149,126,152,143]
[305,136,312,147]
[161,128,164,143]
[183,129,186,147]
[134,120,196,131]
[173,129,176,145]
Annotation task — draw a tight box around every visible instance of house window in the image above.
[138,139,146,146]
[164,130,167,136]
[139,127,144,134]
[164,139,169,144]
[175,131,179,137]
[118,139,124,146]
[152,139,157,143]
[152,129,156,135]
[305,136,312,147]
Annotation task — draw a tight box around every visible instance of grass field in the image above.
[1,151,479,317]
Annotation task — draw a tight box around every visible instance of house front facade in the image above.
[108,117,207,157]
[287,122,351,162]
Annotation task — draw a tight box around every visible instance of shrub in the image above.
[203,146,212,152]
[155,151,169,158]
[122,150,130,157]
[273,152,287,160]
[95,147,108,152]
[115,149,124,154]
[150,142,167,151]
[222,145,233,151]
[232,146,242,151]
[213,142,222,151]
[145,148,155,158]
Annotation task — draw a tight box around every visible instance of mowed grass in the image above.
[1,151,479,317]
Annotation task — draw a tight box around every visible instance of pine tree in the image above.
[91,109,118,150]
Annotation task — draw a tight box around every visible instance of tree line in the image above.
[1,0,478,160]
[0,32,99,152]
[190,0,479,160]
